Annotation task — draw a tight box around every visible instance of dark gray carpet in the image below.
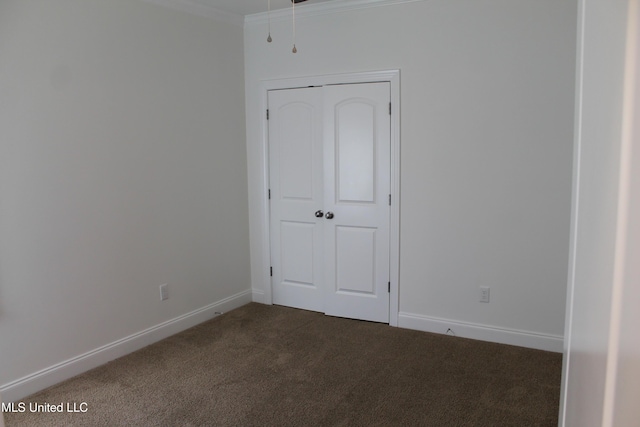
[5,303,562,426]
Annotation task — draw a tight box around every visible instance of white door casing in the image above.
[258,70,401,326]
[268,82,391,323]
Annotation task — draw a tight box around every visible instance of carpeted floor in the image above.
[5,303,562,426]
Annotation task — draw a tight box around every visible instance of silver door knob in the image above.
[315,210,324,218]
[325,212,334,219]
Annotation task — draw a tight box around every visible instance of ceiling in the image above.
[193,0,337,17]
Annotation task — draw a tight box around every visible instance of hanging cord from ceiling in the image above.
[267,0,308,53]
[291,0,297,53]
[267,0,272,42]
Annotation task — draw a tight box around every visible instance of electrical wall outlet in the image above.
[479,286,490,303]
[159,284,168,301]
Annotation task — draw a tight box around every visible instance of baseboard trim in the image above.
[251,288,266,304]
[398,311,563,353]
[1,290,252,402]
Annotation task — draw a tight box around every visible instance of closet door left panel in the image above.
[268,88,325,312]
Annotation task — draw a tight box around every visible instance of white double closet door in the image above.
[268,82,391,323]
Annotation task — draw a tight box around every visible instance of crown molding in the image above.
[139,0,244,27]
[245,0,426,25]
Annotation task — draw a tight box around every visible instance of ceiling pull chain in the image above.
[267,0,272,42]
[292,0,297,53]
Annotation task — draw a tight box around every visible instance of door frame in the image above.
[258,70,401,326]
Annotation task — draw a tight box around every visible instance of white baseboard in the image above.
[398,311,563,353]
[0,290,252,403]
[251,288,266,304]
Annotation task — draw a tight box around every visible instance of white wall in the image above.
[245,0,576,350]
[560,0,640,425]
[0,0,250,400]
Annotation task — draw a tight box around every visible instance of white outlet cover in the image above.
[160,284,168,301]
[479,286,490,303]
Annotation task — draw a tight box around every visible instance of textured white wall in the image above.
[0,0,249,394]
[245,0,576,344]
[561,0,640,425]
